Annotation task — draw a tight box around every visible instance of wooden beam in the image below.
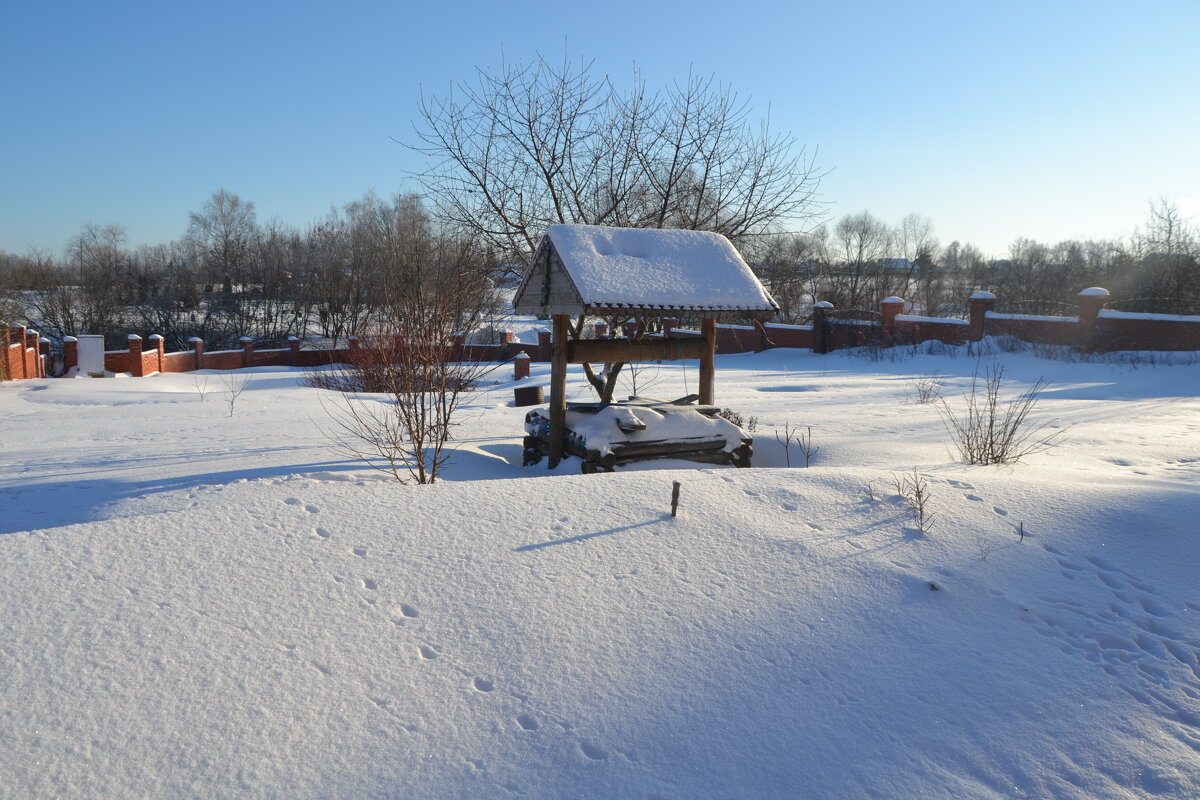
[567,337,706,364]
[548,314,569,468]
[699,318,716,405]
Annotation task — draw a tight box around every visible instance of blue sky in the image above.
[2,0,1196,257]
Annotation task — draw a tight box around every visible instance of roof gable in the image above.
[513,225,778,316]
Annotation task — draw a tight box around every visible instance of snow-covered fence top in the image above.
[513,225,779,318]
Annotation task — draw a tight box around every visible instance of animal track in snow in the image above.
[964,494,984,502]
[992,506,1009,517]
[362,578,378,591]
[351,547,367,557]
[400,604,419,618]
[578,740,608,760]
[419,644,439,660]
[516,713,540,731]
[1021,551,1200,709]
[473,676,495,692]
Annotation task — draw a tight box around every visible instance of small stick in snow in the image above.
[671,481,681,518]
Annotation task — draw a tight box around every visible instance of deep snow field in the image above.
[1,342,1198,799]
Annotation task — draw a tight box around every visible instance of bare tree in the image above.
[24,225,132,346]
[411,54,823,273]
[413,54,821,402]
[313,226,498,485]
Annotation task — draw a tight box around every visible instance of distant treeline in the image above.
[0,191,502,351]
[1,192,1197,349]
[747,201,1199,323]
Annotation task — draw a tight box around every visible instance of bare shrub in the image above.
[776,422,819,467]
[908,370,943,404]
[718,408,759,433]
[219,372,251,416]
[893,470,935,534]
[312,238,497,485]
[937,363,1066,465]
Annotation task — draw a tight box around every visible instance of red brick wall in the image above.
[983,315,1079,345]
[160,351,197,373]
[761,323,816,350]
[893,318,970,346]
[1094,312,1200,351]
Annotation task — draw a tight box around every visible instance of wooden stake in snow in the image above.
[671,481,682,518]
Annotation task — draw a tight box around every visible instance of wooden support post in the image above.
[699,318,716,406]
[548,314,569,469]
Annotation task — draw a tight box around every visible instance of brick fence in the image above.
[3,326,48,380]
[4,287,1199,382]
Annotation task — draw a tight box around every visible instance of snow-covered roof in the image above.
[513,225,779,317]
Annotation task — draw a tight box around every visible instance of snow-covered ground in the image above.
[1,344,1198,799]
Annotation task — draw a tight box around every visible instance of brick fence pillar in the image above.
[812,301,833,354]
[501,330,516,344]
[189,337,205,370]
[537,330,552,361]
[624,320,639,338]
[969,291,997,341]
[288,336,301,366]
[64,336,78,373]
[1077,287,1110,350]
[513,351,531,380]
[880,296,905,345]
[128,334,144,377]
[39,338,51,377]
[26,329,42,378]
[240,336,254,368]
[593,322,609,338]
[148,334,165,374]
[662,318,677,337]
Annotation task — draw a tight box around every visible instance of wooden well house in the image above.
[513,224,779,468]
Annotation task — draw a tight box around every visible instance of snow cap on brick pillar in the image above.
[127,334,144,377]
[880,297,905,343]
[63,336,78,372]
[593,321,609,338]
[812,301,833,354]
[513,351,531,380]
[968,291,996,341]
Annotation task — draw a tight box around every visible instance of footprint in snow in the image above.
[473,676,495,692]
[313,528,332,539]
[578,740,608,760]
